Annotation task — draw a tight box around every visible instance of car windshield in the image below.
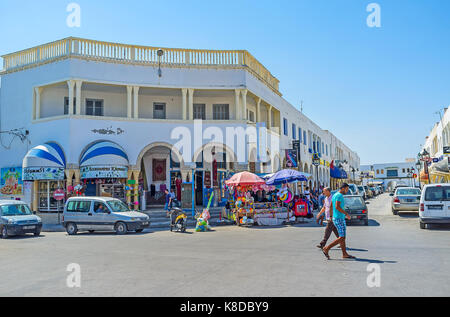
[106,200,130,212]
[396,188,421,196]
[425,186,450,201]
[1,204,32,216]
[344,196,365,209]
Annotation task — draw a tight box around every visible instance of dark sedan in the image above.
[343,195,369,226]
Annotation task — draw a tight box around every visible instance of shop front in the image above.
[79,141,129,202]
[330,166,348,189]
[22,142,67,212]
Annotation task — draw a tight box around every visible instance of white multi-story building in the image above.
[421,106,450,183]
[360,162,417,190]
[0,37,359,211]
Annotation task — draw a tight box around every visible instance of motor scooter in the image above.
[169,207,187,232]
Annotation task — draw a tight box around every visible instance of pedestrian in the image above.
[164,189,170,217]
[316,187,339,247]
[322,183,356,260]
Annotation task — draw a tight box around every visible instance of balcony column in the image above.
[268,105,273,130]
[182,88,188,120]
[188,89,194,120]
[241,89,248,121]
[34,87,42,120]
[234,89,241,120]
[67,80,75,116]
[133,86,140,119]
[126,86,133,118]
[255,97,261,123]
[75,80,83,115]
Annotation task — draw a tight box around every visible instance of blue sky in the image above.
[1,0,449,165]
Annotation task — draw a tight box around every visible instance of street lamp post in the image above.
[416,159,421,188]
[421,149,431,184]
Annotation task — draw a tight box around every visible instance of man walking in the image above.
[322,183,355,260]
[316,187,338,247]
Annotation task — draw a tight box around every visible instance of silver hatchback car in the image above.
[62,197,150,235]
[391,187,421,215]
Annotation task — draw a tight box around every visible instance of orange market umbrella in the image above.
[225,171,266,187]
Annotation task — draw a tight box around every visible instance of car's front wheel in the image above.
[34,229,41,236]
[115,222,127,235]
[392,209,398,215]
[66,223,78,235]
[1,226,8,239]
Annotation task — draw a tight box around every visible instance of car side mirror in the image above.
[389,193,394,196]
[33,211,37,215]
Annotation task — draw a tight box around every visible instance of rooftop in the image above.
[1,37,281,95]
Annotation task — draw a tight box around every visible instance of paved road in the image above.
[0,193,449,297]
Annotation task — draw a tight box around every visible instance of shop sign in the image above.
[0,167,23,196]
[444,146,450,155]
[285,149,298,168]
[81,166,128,179]
[23,167,65,181]
[312,154,320,166]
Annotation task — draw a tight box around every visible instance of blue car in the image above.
[0,200,42,238]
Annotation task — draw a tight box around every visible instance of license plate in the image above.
[142,222,148,225]
[23,226,35,230]
[406,199,414,203]
[352,216,358,219]
[428,205,443,210]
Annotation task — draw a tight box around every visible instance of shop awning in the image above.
[330,167,347,179]
[22,142,66,181]
[80,141,129,167]
[80,141,129,179]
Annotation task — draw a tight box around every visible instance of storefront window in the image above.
[38,180,64,212]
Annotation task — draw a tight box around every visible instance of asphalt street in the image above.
[0,193,449,297]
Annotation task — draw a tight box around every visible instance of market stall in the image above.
[265,169,310,223]
[224,171,265,226]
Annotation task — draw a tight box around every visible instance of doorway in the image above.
[195,171,203,206]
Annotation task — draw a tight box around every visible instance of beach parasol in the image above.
[225,171,266,187]
[265,169,309,186]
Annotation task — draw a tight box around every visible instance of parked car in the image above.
[357,185,366,200]
[0,200,42,238]
[419,184,450,229]
[62,197,150,235]
[364,186,373,199]
[348,184,360,197]
[391,187,421,215]
[391,184,408,194]
[343,195,369,226]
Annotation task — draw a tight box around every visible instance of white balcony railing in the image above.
[1,37,280,95]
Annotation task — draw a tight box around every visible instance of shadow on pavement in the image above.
[398,212,419,218]
[328,257,397,264]
[425,224,450,231]
[75,231,154,237]
[3,234,46,240]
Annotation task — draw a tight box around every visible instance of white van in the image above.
[419,184,450,229]
[62,197,150,235]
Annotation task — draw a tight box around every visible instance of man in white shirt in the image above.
[316,187,339,249]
